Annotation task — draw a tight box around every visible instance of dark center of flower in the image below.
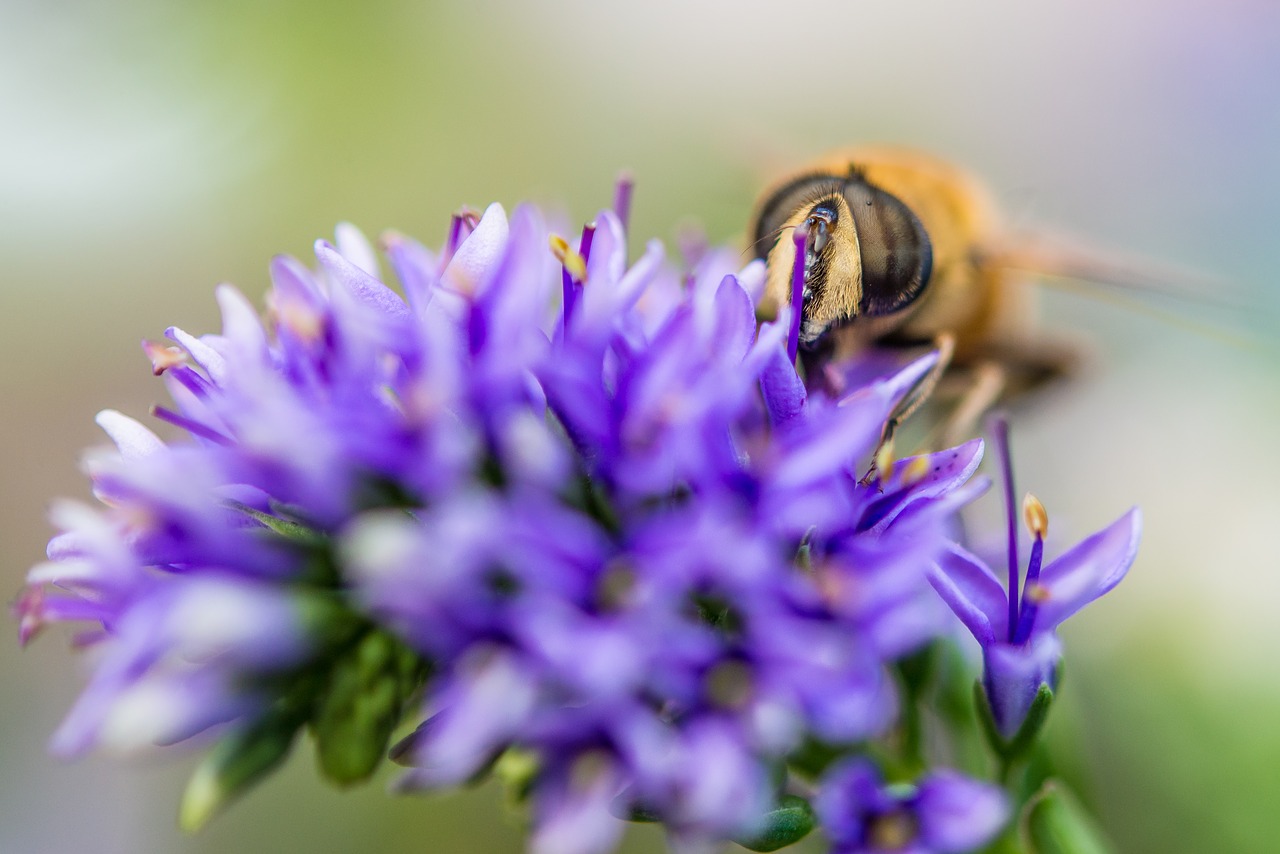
[595,561,637,612]
[867,808,918,850]
[704,659,754,710]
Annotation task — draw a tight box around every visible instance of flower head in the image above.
[928,418,1141,738]
[19,188,989,850]
[815,759,1009,854]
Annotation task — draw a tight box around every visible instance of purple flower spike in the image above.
[816,759,1009,854]
[929,427,1141,738]
[19,184,1032,850]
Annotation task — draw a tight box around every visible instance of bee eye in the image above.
[805,205,835,254]
[843,182,933,317]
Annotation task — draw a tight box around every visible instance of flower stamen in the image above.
[142,340,187,376]
[442,207,480,267]
[991,416,1021,643]
[1014,493,1048,644]
[786,227,806,363]
[150,406,233,446]
[613,171,633,237]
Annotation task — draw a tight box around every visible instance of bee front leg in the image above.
[859,332,956,487]
[933,361,1007,448]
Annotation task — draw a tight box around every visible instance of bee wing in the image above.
[984,233,1245,311]
[981,233,1259,351]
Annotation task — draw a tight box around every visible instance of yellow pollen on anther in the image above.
[1023,492,1048,539]
[902,454,932,485]
[1024,581,1051,604]
[549,234,588,283]
[875,438,896,481]
[276,300,324,343]
[142,340,187,376]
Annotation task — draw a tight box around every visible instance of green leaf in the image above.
[1024,782,1112,854]
[733,795,815,852]
[180,712,304,832]
[310,630,426,786]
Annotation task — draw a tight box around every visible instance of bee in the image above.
[749,146,1085,455]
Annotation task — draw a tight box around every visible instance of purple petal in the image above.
[530,759,625,854]
[584,209,627,287]
[758,342,806,425]
[813,758,882,844]
[95,410,164,459]
[442,202,509,295]
[710,275,755,363]
[983,633,1061,738]
[915,770,1010,852]
[165,326,228,386]
[861,439,984,533]
[838,350,939,412]
[1034,507,1141,632]
[770,402,884,491]
[929,545,1007,645]
[382,231,438,312]
[334,221,380,278]
[314,239,410,322]
[214,284,269,360]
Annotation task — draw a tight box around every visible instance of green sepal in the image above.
[608,785,663,823]
[975,681,1054,766]
[1023,781,1112,854]
[225,500,327,546]
[732,795,816,852]
[179,708,305,832]
[310,629,427,786]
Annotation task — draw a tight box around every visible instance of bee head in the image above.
[750,172,933,345]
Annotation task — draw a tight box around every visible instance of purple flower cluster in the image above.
[15,192,1137,853]
[815,760,1008,854]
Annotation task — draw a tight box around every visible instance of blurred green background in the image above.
[3,1,1278,852]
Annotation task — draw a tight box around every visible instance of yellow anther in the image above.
[1024,581,1051,604]
[275,299,324,343]
[142,340,187,376]
[1023,492,1048,539]
[874,438,896,481]
[902,454,932,485]
[549,234,588,283]
[868,811,917,851]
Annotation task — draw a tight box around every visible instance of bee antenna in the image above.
[741,224,797,260]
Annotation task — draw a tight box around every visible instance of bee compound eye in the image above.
[843,182,933,317]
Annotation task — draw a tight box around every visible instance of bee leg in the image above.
[858,332,956,486]
[932,361,1007,448]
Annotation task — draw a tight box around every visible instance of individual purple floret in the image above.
[928,418,1141,739]
[17,184,994,853]
[815,759,1009,854]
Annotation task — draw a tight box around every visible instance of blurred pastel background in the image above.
[3,1,1277,852]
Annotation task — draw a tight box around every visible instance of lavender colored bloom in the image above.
[928,421,1141,738]
[18,189,989,851]
[815,759,1009,854]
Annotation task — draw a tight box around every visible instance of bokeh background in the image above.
[3,1,1278,852]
